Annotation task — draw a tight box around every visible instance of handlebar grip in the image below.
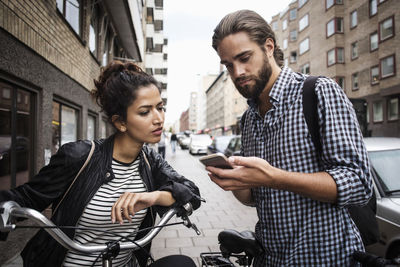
[353,251,389,267]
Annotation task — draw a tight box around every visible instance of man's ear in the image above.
[263,38,275,58]
[111,115,126,132]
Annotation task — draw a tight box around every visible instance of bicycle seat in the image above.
[218,229,263,257]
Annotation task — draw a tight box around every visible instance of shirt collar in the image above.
[247,67,293,111]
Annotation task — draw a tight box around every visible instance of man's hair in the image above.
[212,9,283,67]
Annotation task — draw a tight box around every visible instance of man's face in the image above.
[217,32,272,100]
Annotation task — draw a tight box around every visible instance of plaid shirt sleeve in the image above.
[316,77,372,208]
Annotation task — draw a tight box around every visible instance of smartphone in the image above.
[199,153,233,169]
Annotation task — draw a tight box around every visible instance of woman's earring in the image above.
[120,126,126,132]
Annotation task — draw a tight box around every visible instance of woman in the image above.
[0,61,201,266]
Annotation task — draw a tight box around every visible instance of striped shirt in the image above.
[63,157,147,267]
[241,67,372,266]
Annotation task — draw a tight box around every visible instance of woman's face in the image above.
[122,84,165,145]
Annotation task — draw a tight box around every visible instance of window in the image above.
[283,39,288,50]
[102,31,110,67]
[352,73,359,90]
[146,37,154,52]
[87,114,96,140]
[155,0,163,8]
[289,9,297,20]
[350,10,357,29]
[290,51,297,63]
[388,98,399,120]
[299,14,309,32]
[146,8,154,24]
[145,68,153,75]
[0,82,36,189]
[326,0,343,9]
[336,77,345,89]
[327,18,343,37]
[298,0,308,8]
[370,32,378,51]
[373,101,383,122]
[370,66,379,84]
[290,30,297,41]
[271,21,278,31]
[299,38,309,55]
[300,63,310,74]
[56,0,81,35]
[100,118,108,138]
[379,16,394,42]
[351,42,358,60]
[380,55,395,78]
[163,53,168,60]
[370,0,377,16]
[283,19,288,31]
[154,20,163,31]
[327,47,344,66]
[89,5,99,56]
[52,101,79,155]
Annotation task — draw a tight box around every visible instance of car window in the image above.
[216,137,233,151]
[369,149,400,193]
[227,138,236,150]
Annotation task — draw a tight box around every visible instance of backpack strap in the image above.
[302,76,322,154]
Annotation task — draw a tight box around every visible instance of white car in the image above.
[189,134,212,155]
[364,137,400,260]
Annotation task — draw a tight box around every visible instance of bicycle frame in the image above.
[0,201,199,267]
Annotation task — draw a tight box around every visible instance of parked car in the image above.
[177,132,191,149]
[224,135,241,157]
[207,135,236,155]
[0,135,29,176]
[364,137,400,260]
[189,134,212,155]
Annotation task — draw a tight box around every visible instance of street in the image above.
[1,143,258,267]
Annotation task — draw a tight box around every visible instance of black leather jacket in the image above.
[0,134,201,267]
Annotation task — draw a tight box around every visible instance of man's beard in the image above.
[234,54,272,100]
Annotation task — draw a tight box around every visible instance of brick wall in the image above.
[0,0,100,91]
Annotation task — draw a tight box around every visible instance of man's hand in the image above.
[111,191,175,224]
[206,156,278,191]
[207,156,338,203]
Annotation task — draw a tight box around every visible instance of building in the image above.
[271,0,399,136]
[189,91,197,131]
[0,0,148,193]
[206,71,247,136]
[145,0,168,106]
[180,108,189,132]
[197,74,218,132]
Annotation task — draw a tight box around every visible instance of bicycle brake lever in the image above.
[182,215,201,235]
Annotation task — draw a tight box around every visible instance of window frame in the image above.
[56,0,82,37]
[388,97,399,121]
[335,76,345,90]
[350,10,358,29]
[300,62,310,74]
[299,14,309,32]
[378,16,394,43]
[370,31,378,52]
[290,29,297,42]
[282,19,288,31]
[352,72,359,91]
[289,9,297,21]
[372,101,383,123]
[326,17,344,37]
[290,51,297,63]
[351,41,358,60]
[299,37,310,55]
[326,0,343,10]
[370,65,380,85]
[327,47,344,66]
[369,0,377,17]
[379,54,396,79]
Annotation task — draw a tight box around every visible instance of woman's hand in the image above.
[111,191,175,224]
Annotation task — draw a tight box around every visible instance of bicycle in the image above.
[1,201,399,267]
[0,200,201,267]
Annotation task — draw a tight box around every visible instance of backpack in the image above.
[302,76,379,246]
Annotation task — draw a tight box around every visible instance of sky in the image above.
[163,0,294,125]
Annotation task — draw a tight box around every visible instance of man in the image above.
[158,130,167,158]
[207,10,372,266]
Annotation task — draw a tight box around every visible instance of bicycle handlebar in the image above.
[0,201,196,254]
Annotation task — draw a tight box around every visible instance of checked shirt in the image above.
[241,67,372,266]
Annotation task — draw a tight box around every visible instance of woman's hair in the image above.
[212,9,283,67]
[92,60,160,122]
